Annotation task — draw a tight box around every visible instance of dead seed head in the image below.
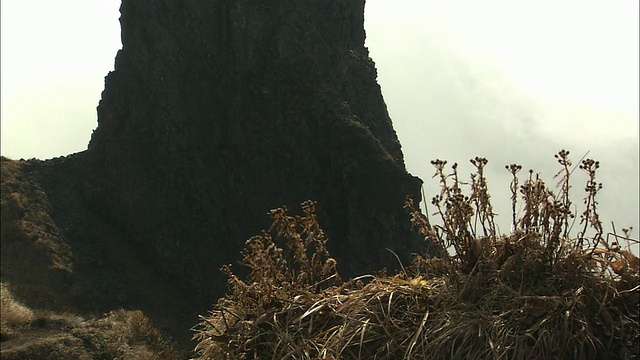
[194,151,638,360]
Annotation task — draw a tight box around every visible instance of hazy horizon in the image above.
[1,0,638,245]
[365,1,638,246]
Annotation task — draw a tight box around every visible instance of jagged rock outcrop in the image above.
[2,2,425,351]
[86,0,423,299]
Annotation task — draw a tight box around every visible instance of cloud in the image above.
[0,0,637,242]
[365,0,639,239]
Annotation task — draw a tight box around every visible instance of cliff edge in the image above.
[87,0,423,296]
[2,0,423,351]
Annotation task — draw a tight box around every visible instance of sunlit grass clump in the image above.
[193,150,639,360]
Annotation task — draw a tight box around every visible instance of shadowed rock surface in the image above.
[88,0,423,294]
[2,0,423,351]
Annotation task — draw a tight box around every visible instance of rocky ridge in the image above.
[87,0,423,298]
[2,0,424,351]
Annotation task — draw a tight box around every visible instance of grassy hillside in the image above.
[1,282,177,359]
[0,156,191,357]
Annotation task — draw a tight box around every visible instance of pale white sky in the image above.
[365,0,639,244]
[1,0,638,244]
[1,0,121,158]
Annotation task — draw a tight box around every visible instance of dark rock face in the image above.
[87,0,423,299]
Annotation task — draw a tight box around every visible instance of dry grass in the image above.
[193,150,639,359]
[1,282,34,340]
[1,157,78,311]
[1,282,178,359]
[73,309,179,359]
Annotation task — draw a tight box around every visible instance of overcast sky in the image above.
[366,0,639,246]
[1,0,638,246]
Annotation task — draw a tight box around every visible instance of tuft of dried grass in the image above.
[193,151,639,359]
[1,282,35,342]
[1,284,178,359]
[1,282,34,330]
[85,309,178,359]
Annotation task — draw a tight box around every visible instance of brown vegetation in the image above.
[193,151,639,359]
[1,282,177,359]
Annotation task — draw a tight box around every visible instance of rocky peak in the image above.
[87,0,423,300]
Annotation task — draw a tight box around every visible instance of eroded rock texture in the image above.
[87,0,423,299]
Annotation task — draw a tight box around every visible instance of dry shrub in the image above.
[193,200,342,359]
[73,309,178,359]
[1,282,34,326]
[1,282,34,340]
[0,296,177,359]
[194,151,639,359]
